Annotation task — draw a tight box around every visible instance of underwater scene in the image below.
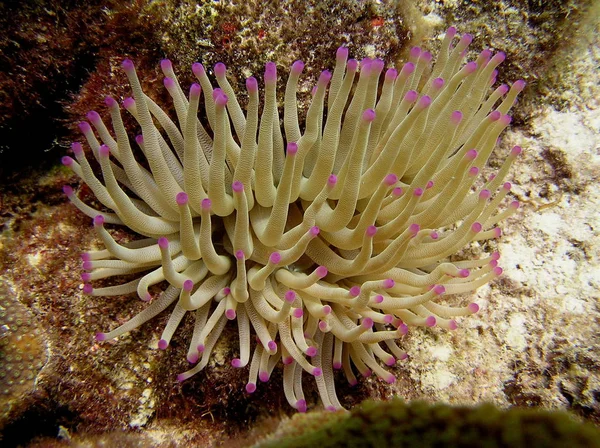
[0,0,599,446]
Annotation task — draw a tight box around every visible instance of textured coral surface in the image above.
[0,282,48,431]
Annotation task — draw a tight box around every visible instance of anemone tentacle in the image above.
[64,27,522,411]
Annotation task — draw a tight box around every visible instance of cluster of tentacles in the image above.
[63,27,522,411]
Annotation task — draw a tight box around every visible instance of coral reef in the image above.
[0,0,599,445]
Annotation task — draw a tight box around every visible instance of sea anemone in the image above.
[62,27,523,412]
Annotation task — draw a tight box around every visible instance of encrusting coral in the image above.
[62,27,523,411]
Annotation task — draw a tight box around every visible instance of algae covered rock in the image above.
[256,398,600,448]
